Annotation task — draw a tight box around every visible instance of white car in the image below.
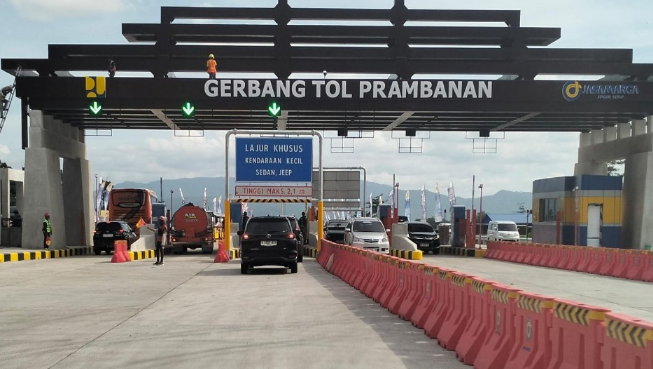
[487,221,521,242]
[344,217,390,253]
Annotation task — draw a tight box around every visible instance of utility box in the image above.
[438,223,450,245]
[450,205,466,247]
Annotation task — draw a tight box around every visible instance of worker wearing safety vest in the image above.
[207,54,217,79]
[42,212,52,250]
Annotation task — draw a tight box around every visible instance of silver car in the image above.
[344,217,390,253]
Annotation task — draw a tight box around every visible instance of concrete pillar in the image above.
[647,116,653,134]
[623,151,653,249]
[63,158,91,246]
[604,126,617,142]
[591,129,605,144]
[579,132,592,147]
[15,182,24,215]
[21,111,66,250]
[0,170,9,221]
[633,119,646,136]
[617,123,631,139]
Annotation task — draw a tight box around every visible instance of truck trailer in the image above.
[171,203,214,254]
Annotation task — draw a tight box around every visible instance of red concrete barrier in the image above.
[508,243,521,262]
[494,242,508,261]
[546,245,563,269]
[474,284,520,369]
[522,244,536,265]
[598,248,618,276]
[531,244,544,266]
[423,269,452,339]
[370,256,392,302]
[387,260,412,314]
[642,251,653,282]
[397,262,423,320]
[602,313,653,369]
[361,253,381,298]
[351,250,368,290]
[437,272,473,350]
[378,257,400,308]
[576,246,593,273]
[586,247,604,275]
[546,299,609,369]
[538,244,553,267]
[411,265,438,329]
[626,250,649,281]
[504,292,555,369]
[456,277,493,365]
[111,240,130,263]
[516,244,529,263]
[610,249,631,279]
[562,246,582,271]
[486,241,498,259]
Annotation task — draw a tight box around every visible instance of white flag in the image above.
[369,192,373,217]
[434,184,443,223]
[447,182,456,206]
[404,191,411,221]
[389,189,394,218]
[203,188,207,210]
[213,197,217,213]
[421,184,427,220]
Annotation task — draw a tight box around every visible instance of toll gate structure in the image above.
[2,0,653,249]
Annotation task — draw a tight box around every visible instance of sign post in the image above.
[224,130,324,252]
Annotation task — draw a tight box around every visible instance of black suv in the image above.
[285,216,304,263]
[238,216,299,274]
[93,221,137,255]
[324,219,348,244]
[407,222,441,254]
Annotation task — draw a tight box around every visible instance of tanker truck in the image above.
[171,203,214,254]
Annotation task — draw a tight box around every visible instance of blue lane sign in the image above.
[236,137,313,182]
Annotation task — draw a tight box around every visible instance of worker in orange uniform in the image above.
[207,54,217,79]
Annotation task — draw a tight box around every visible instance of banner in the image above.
[369,192,373,217]
[203,187,207,210]
[179,188,186,204]
[421,184,427,220]
[389,189,394,219]
[404,191,411,221]
[447,182,456,206]
[218,196,222,215]
[434,183,443,223]
[212,197,217,213]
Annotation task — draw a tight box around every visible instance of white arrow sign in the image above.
[182,102,195,116]
[89,101,102,115]
[268,102,281,116]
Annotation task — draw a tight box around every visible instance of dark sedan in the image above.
[238,216,299,274]
[93,221,137,255]
[407,222,440,254]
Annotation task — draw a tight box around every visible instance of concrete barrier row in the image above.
[440,246,486,258]
[318,240,653,369]
[303,246,317,258]
[486,241,653,282]
[230,248,241,259]
[0,246,93,263]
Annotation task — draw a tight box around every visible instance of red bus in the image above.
[108,188,158,230]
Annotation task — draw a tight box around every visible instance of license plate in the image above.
[103,234,114,238]
[261,240,277,246]
[420,243,429,247]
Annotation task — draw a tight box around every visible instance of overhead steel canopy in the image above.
[3,0,653,145]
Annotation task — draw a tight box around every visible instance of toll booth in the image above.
[450,205,467,247]
[230,203,243,230]
[152,203,166,221]
[378,204,393,229]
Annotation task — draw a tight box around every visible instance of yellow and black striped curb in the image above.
[440,246,486,258]
[390,249,423,260]
[129,250,155,260]
[0,247,93,263]
[230,248,241,259]
[518,295,554,313]
[554,302,606,326]
[492,289,518,304]
[606,318,653,348]
[303,246,317,258]
[232,198,311,203]
[472,279,493,294]
[450,274,472,287]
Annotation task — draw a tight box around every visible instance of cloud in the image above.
[7,0,129,21]
[0,144,10,156]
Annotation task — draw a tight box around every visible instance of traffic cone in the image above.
[214,240,230,263]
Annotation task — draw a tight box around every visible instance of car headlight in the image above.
[381,237,388,242]
[353,236,363,242]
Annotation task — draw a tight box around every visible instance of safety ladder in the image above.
[0,66,22,135]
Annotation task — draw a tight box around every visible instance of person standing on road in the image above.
[42,212,52,250]
[299,212,308,244]
[241,211,249,232]
[206,54,217,79]
[108,60,117,78]
[153,216,167,265]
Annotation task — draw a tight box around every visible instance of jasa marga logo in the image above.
[562,81,640,102]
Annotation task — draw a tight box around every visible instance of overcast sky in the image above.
[0,0,651,198]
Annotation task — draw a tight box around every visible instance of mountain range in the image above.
[115,177,532,219]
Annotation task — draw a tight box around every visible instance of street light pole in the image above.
[478,184,483,248]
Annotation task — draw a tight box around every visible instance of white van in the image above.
[487,221,520,242]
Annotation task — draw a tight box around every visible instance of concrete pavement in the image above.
[421,254,653,322]
[0,255,466,369]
